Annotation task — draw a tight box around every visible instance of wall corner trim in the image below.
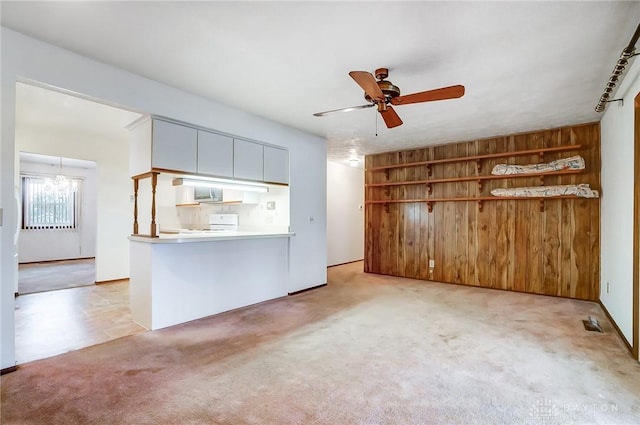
[599,300,633,354]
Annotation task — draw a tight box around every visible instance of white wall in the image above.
[600,57,640,347]
[1,27,327,369]
[327,161,364,266]
[18,160,97,263]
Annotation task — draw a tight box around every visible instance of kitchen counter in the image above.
[129,230,294,244]
[129,231,292,330]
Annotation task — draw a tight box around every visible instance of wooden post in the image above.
[150,172,158,238]
[133,178,139,235]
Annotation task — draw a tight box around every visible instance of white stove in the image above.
[208,214,239,231]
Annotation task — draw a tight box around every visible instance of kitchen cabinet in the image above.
[129,117,197,176]
[263,146,289,184]
[197,130,234,178]
[152,119,198,173]
[130,116,289,186]
[174,185,197,206]
[234,139,264,181]
[222,189,260,204]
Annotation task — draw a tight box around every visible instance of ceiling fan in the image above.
[313,68,465,128]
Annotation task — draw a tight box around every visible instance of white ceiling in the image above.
[3,1,640,165]
[20,152,97,170]
[15,81,142,144]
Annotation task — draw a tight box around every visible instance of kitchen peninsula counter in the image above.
[129,230,294,244]
[129,231,293,330]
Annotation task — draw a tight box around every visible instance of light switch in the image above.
[266,201,276,210]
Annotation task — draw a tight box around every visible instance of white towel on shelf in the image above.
[491,155,585,175]
[490,183,599,198]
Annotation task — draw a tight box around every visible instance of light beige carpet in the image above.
[18,258,95,294]
[2,261,639,424]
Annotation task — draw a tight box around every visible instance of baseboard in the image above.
[19,257,95,265]
[327,259,364,268]
[288,283,327,296]
[1,365,17,375]
[598,300,633,354]
[96,278,129,285]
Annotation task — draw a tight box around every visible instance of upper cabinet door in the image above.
[151,119,197,173]
[263,146,289,184]
[197,130,234,178]
[233,139,264,181]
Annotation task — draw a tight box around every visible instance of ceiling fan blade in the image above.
[313,103,375,117]
[379,105,403,128]
[349,71,385,101]
[391,85,465,106]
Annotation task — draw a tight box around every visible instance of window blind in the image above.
[22,176,81,230]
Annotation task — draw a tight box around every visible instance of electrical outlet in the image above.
[429,259,435,268]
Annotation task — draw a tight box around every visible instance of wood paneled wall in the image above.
[364,122,600,300]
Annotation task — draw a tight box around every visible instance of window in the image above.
[22,175,81,230]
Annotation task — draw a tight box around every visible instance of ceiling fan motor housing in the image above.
[365,80,401,103]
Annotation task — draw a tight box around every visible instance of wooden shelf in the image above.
[365,195,595,212]
[365,144,582,172]
[364,143,594,212]
[366,169,583,188]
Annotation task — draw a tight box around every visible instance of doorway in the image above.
[13,82,144,363]
[18,153,97,294]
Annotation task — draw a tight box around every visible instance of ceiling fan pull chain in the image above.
[375,109,378,137]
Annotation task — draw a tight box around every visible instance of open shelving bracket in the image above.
[539,199,545,212]
[477,179,483,193]
[426,183,432,194]
[476,159,482,174]
[477,199,484,212]
[426,164,432,177]
[426,201,433,213]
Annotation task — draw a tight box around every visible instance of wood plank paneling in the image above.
[364,122,601,301]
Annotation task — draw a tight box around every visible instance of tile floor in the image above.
[15,280,146,364]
